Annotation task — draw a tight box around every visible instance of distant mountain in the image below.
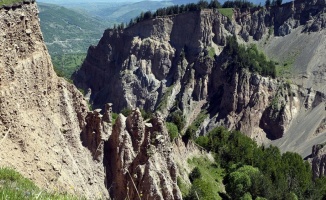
[38,2,109,55]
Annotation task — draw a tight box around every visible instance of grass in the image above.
[0,167,83,200]
[218,8,233,20]
[0,0,23,6]
[208,47,215,59]
[52,53,86,80]
[187,157,224,199]
[275,50,300,78]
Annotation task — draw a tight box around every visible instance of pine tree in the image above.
[276,0,282,6]
[265,0,271,7]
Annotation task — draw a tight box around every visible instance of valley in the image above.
[0,0,325,199]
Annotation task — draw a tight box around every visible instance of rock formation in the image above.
[74,0,326,157]
[0,1,110,198]
[0,1,184,199]
[105,109,181,199]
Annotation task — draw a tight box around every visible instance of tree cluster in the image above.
[194,127,326,199]
[126,0,222,28]
[223,36,276,78]
[265,0,283,7]
[222,0,255,9]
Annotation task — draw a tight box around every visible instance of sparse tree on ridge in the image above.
[276,0,282,6]
[265,0,271,7]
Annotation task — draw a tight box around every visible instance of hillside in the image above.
[38,2,108,55]
[73,0,326,158]
[1,0,326,199]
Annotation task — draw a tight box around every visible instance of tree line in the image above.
[189,127,326,199]
[223,36,276,78]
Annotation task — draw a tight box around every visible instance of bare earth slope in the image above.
[0,1,108,198]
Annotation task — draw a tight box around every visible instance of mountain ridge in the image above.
[73,0,326,157]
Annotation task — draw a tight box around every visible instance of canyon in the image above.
[0,0,325,199]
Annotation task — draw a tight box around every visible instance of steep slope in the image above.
[74,0,326,157]
[0,2,185,199]
[0,1,108,198]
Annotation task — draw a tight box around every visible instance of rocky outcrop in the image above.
[234,0,326,41]
[105,109,181,200]
[0,2,185,199]
[311,143,326,178]
[0,2,109,198]
[74,1,326,151]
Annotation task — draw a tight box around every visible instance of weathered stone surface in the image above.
[0,2,109,199]
[74,1,326,150]
[105,110,182,200]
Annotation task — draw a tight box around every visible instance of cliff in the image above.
[0,1,109,198]
[74,0,325,157]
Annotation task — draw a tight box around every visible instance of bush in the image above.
[166,122,179,142]
[189,167,202,182]
[169,110,185,132]
[121,108,132,117]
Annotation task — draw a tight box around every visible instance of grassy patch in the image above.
[275,50,300,77]
[166,122,179,142]
[177,176,190,197]
[52,53,86,80]
[0,167,82,199]
[208,47,215,59]
[0,0,23,6]
[218,8,233,20]
[186,157,224,199]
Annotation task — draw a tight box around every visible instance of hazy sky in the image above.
[37,0,292,4]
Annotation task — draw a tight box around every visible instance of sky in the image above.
[37,0,293,4]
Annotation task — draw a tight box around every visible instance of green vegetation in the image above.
[275,51,299,78]
[38,3,108,55]
[224,36,276,77]
[123,0,222,29]
[208,47,216,59]
[52,53,86,80]
[217,8,234,20]
[111,113,119,125]
[185,110,208,141]
[0,0,22,6]
[0,167,82,199]
[168,110,186,132]
[177,176,190,197]
[185,157,224,200]
[191,127,326,199]
[166,122,179,141]
[222,0,255,8]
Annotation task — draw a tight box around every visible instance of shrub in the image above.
[166,122,179,142]
[189,167,201,182]
[169,110,185,132]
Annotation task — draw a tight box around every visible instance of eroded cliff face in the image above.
[74,0,325,157]
[0,2,187,199]
[0,1,108,198]
[106,109,181,199]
